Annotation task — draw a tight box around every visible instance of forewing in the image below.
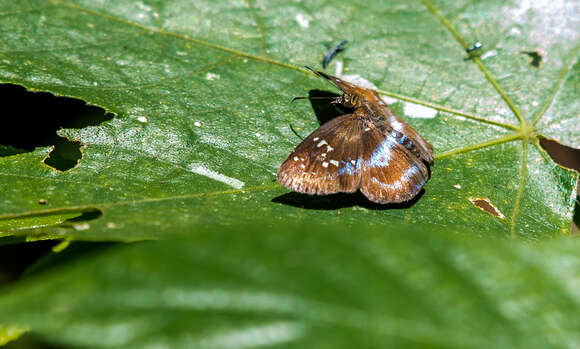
[359,127,430,204]
[277,114,363,195]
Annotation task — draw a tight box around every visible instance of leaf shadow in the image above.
[272,189,425,211]
[307,89,344,125]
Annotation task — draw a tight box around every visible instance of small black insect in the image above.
[277,67,434,204]
[465,41,483,54]
[322,41,348,69]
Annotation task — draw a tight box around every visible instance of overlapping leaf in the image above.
[0,0,577,240]
[2,223,580,348]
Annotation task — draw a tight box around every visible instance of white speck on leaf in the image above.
[341,74,378,90]
[205,72,220,81]
[380,95,399,105]
[481,50,498,60]
[335,60,343,76]
[194,121,201,127]
[403,103,437,119]
[454,184,461,189]
[137,116,147,123]
[295,13,310,28]
[189,163,245,189]
[73,223,90,231]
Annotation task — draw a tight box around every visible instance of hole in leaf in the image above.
[0,84,113,171]
[468,197,505,219]
[540,138,580,234]
[0,208,103,231]
[520,50,543,68]
[540,138,580,172]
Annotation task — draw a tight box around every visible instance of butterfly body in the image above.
[277,68,433,204]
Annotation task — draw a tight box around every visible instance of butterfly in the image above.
[277,67,434,204]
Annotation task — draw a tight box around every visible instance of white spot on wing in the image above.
[329,160,339,167]
[189,163,244,189]
[313,137,319,141]
[295,13,310,28]
[322,161,329,168]
[404,103,437,119]
[389,115,405,132]
[293,156,299,161]
[317,140,328,147]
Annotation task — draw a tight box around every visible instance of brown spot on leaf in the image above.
[520,50,542,68]
[469,197,505,219]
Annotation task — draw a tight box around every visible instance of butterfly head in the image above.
[304,66,372,109]
[333,93,359,109]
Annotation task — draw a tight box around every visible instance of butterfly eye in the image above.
[343,95,358,108]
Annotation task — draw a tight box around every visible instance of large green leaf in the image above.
[0,0,578,240]
[2,223,580,348]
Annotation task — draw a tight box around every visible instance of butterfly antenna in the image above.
[291,96,336,103]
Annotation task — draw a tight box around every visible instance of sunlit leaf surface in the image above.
[0,0,578,240]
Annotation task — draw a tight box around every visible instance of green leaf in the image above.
[0,0,578,241]
[0,324,27,346]
[1,223,580,348]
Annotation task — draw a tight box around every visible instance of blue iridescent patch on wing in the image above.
[414,173,428,191]
[338,158,362,176]
[367,138,396,168]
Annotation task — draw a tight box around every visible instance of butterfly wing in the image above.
[378,101,434,165]
[359,124,431,204]
[277,114,363,195]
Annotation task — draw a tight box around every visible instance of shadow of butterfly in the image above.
[277,67,434,204]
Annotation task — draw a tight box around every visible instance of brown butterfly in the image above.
[277,67,434,204]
